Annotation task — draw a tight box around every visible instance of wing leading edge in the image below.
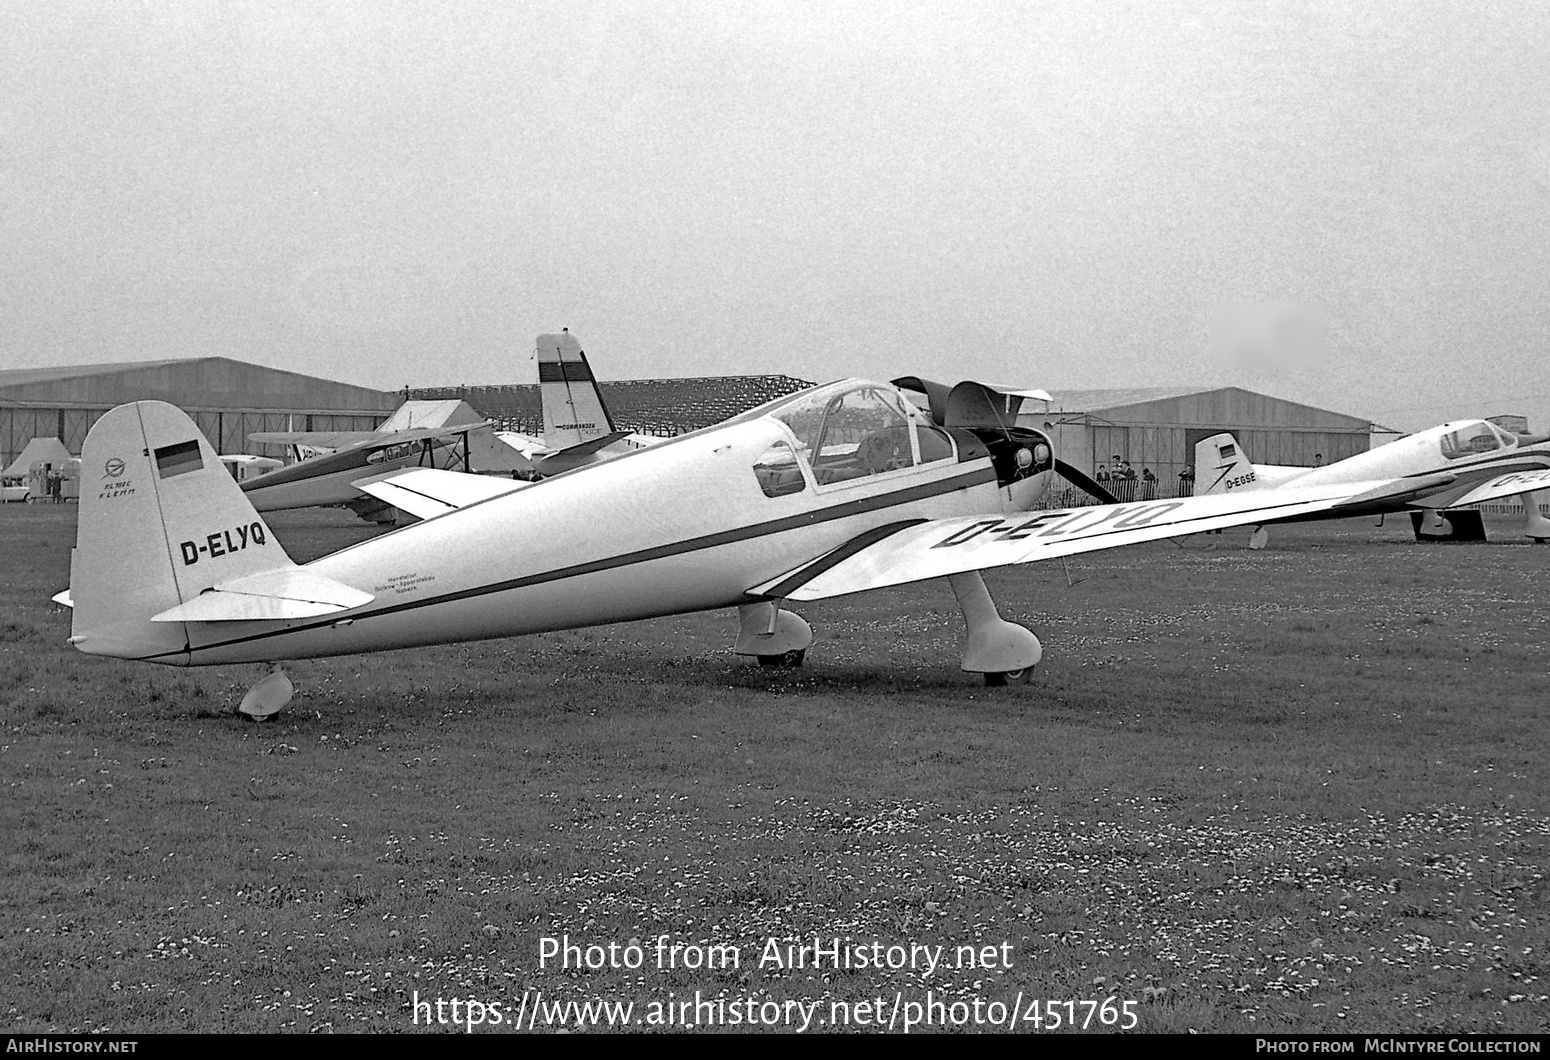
[750,478,1434,602]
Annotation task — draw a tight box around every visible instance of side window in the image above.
[753,440,807,497]
[918,425,954,464]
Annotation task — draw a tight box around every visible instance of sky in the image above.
[2,0,1547,432]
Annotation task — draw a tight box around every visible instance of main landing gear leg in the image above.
[948,571,1041,687]
[733,600,813,668]
[1524,490,1550,543]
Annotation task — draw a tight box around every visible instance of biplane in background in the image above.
[239,331,660,521]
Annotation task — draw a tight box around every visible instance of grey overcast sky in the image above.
[2,1,1547,431]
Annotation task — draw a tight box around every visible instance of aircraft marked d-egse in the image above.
[1194,420,1550,544]
[55,378,1469,712]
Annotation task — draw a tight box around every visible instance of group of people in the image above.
[1095,456,1159,501]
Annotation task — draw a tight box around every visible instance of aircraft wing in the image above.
[351,467,532,520]
[248,429,383,450]
[248,424,488,451]
[750,479,1427,601]
[1440,467,1550,509]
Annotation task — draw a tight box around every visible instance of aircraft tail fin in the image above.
[537,330,616,450]
[1193,432,1260,496]
[65,401,301,662]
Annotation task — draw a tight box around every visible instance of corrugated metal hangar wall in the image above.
[0,358,400,469]
[1021,386,1377,502]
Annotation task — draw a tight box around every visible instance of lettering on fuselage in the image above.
[1209,461,1253,492]
[930,503,1188,548]
[372,572,437,595]
[98,478,137,501]
[179,522,268,565]
[553,422,597,431]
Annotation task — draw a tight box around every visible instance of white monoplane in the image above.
[1193,420,1550,544]
[56,376,1471,712]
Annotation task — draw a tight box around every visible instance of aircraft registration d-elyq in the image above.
[55,375,1496,715]
[1193,420,1550,545]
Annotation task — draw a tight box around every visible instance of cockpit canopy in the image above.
[1439,420,1517,461]
[746,379,957,493]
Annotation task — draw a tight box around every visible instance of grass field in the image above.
[1,502,1546,1034]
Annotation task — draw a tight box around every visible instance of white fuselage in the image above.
[1258,422,1550,499]
[159,419,1043,666]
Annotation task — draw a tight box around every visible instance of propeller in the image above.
[1053,460,1121,505]
[894,376,1119,505]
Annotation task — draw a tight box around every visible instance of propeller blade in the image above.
[1055,459,1122,505]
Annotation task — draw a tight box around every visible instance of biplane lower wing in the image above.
[351,467,532,520]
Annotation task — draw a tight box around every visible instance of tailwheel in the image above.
[984,667,1032,687]
[758,649,806,668]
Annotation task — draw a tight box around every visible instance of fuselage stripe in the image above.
[139,463,999,661]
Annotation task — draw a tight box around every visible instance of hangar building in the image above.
[0,358,400,470]
[1020,386,1380,502]
[411,375,815,436]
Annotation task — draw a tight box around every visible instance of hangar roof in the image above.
[1032,385,1375,430]
[0,357,399,414]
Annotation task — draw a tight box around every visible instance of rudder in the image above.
[69,401,297,663]
[1193,432,1259,495]
[537,330,616,449]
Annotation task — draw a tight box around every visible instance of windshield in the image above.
[1439,422,1505,460]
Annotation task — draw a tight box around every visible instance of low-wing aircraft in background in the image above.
[54,376,1486,715]
[1193,421,1550,545]
[509,329,663,476]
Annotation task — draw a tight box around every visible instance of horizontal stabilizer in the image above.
[552,430,633,458]
[152,569,373,623]
[351,467,531,520]
[52,589,73,608]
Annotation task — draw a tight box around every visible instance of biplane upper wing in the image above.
[751,478,1433,601]
[351,467,532,520]
[247,429,383,450]
[248,423,486,452]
